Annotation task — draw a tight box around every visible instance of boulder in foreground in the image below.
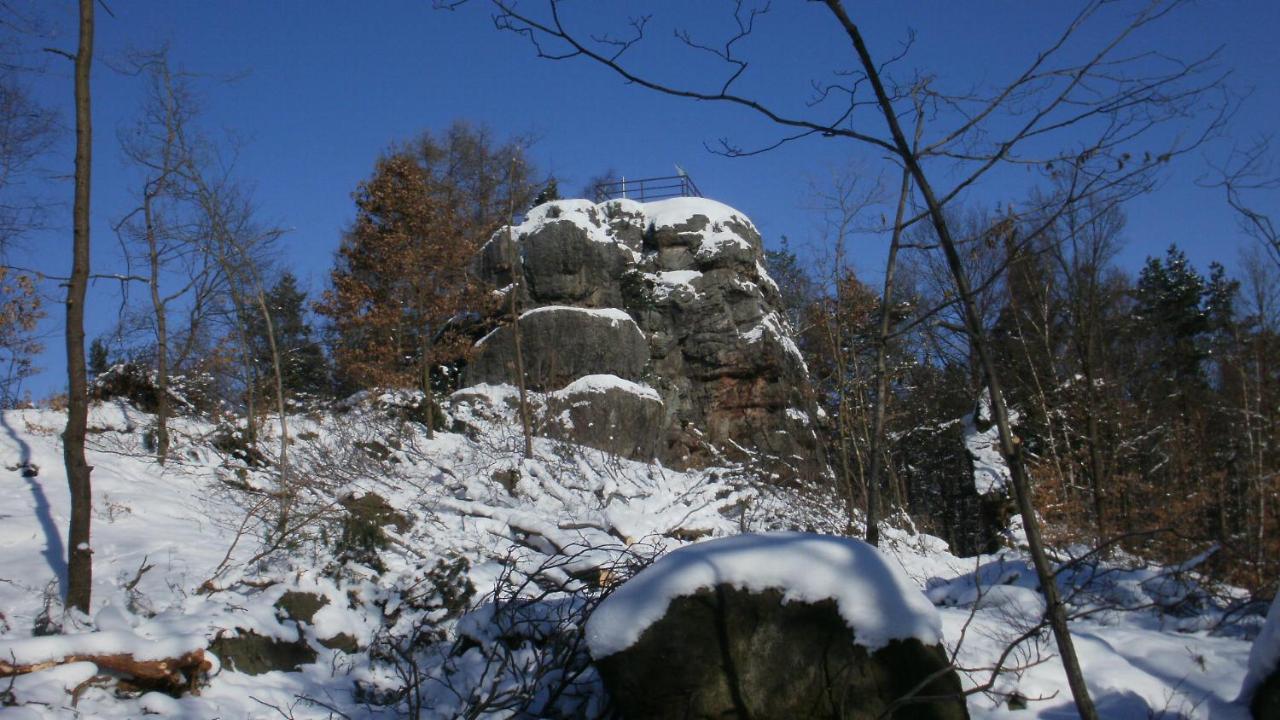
[586,533,968,720]
[1242,595,1280,719]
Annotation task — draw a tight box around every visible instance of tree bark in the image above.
[145,188,170,463]
[252,287,291,531]
[507,160,534,460]
[0,649,210,694]
[823,2,1099,717]
[63,0,95,615]
[420,328,436,439]
[510,242,534,460]
[864,162,913,547]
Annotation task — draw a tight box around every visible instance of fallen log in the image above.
[0,631,213,696]
[0,648,210,695]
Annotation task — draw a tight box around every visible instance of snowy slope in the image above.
[0,394,1262,719]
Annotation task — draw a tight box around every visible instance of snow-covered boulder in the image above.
[478,206,636,306]
[586,533,968,719]
[542,374,665,461]
[466,305,650,390]
[1242,595,1280,718]
[466,197,827,481]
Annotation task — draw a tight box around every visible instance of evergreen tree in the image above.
[250,272,328,398]
[531,178,559,208]
[88,337,110,378]
[1132,245,1211,393]
[764,236,816,334]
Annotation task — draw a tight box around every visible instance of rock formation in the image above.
[593,586,967,720]
[459,197,826,480]
[584,533,968,720]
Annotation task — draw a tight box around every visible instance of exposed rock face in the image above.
[543,375,666,461]
[593,585,968,720]
[209,630,315,675]
[466,307,649,390]
[1253,671,1280,720]
[463,198,825,480]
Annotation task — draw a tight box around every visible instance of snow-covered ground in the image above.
[0,394,1264,718]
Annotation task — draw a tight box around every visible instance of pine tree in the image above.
[88,337,110,378]
[531,178,559,208]
[1133,245,1210,392]
[248,273,328,399]
[764,236,816,335]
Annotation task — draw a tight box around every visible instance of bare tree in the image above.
[863,96,924,547]
[1044,194,1129,540]
[114,51,224,463]
[803,169,880,532]
[188,174,292,528]
[505,157,534,459]
[0,67,55,250]
[0,64,52,406]
[481,1,1230,716]
[1206,139,1278,269]
[63,0,94,614]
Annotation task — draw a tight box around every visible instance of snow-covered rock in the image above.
[586,532,966,720]
[587,532,940,657]
[542,374,666,461]
[964,393,1015,497]
[467,304,651,390]
[469,197,826,480]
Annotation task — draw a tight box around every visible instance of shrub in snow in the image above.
[333,491,410,571]
[90,362,217,415]
[586,533,968,719]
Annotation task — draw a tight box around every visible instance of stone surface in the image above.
[275,591,328,625]
[463,198,826,480]
[594,584,968,720]
[209,630,316,675]
[466,306,650,391]
[1254,669,1280,720]
[542,378,666,461]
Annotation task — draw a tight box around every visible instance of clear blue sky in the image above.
[10,0,1280,399]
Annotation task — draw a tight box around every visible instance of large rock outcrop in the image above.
[462,197,825,480]
[466,306,649,389]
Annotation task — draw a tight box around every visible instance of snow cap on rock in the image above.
[585,532,942,659]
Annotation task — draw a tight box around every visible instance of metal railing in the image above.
[592,173,703,203]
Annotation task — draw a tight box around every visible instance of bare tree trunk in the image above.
[865,163,913,547]
[825,3,1099,716]
[63,0,95,614]
[510,245,534,459]
[243,362,258,443]
[250,288,291,530]
[144,189,170,463]
[1004,241,1076,523]
[420,330,436,439]
[826,314,859,533]
[1081,344,1108,540]
[507,160,533,459]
